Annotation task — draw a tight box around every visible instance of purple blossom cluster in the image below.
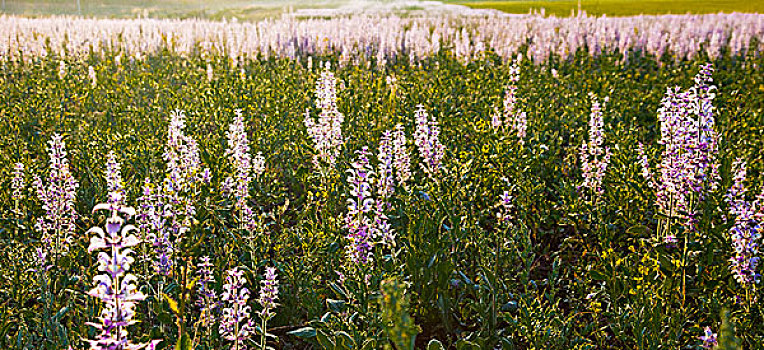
[378,130,395,202]
[636,143,653,189]
[346,147,376,266]
[413,105,445,177]
[304,62,345,170]
[220,267,254,350]
[138,110,208,276]
[137,179,172,276]
[498,190,513,222]
[85,203,160,350]
[257,266,279,321]
[724,159,762,286]
[491,57,527,144]
[33,134,79,258]
[579,94,611,197]
[640,63,721,239]
[106,151,126,209]
[346,146,397,267]
[699,326,718,349]
[197,256,218,329]
[11,162,25,202]
[392,124,411,189]
[222,109,262,232]
[223,110,253,206]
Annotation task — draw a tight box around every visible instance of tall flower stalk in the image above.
[639,63,721,242]
[378,130,395,204]
[85,202,160,350]
[304,62,344,172]
[392,124,411,189]
[579,94,611,199]
[257,267,279,350]
[106,151,126,209]
[413,105,445,178]
[223,109,262,235]
[346,147,376,266]
[220,267,253,350]
[195,256,217,345]
[491,58,527,144]
[33,133,79,261]
[725,159,762,300]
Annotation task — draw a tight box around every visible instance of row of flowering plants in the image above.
[0,44,763,349]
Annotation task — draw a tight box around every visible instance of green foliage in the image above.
[0,47,763,349]
[379,278,420,350]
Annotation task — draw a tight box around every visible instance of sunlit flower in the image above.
[85,203,160,350]
[33,133,79,258]
[413,105,445,177]
[220,267,254,350]
[579,94,610,198]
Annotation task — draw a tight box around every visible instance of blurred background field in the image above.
[454,0,764,16]
[1,0,762,20]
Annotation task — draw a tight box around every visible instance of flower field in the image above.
[1,11,764,350]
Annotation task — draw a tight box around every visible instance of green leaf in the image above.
[175,331,192,350]
[157,312,174,325]
[52,306,70,321]
[327,299,346,313]
[335,331,354,350]
[287,327,316,339]
[455,339,481,350]
[589,270,608,281]
[329,283,348,300]
[427,339,446,350]
[316,329,335,350]
[162,293,180,315]
[626,225,651,235]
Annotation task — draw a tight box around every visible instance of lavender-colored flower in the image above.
[257,267,279,320]
[136,178,172,276]
[105,151,125,209]
[88,65,97,88]
[378,130,395,202]
[413,105,445,177]
[492,58,527,144]
[305,62,344,170]
[644,63,721,239]
[33,133,79,258]
[725,159,762,286]
[224,109,253,209]
[85,203,160,350]
[392,124,411,189]
[11,162,25,202]
[579,94,611,197]
[139,110,208,276]
[498,190,513,222]
[220,267,254,350]
[197,256,217,328]
[636,142,654,189]
[58,60,66,79]
[346,147,375,266]
[699,326,717,349]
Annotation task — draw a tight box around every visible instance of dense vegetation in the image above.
[1,47,763,349]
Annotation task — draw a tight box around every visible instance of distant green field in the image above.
[456,0,764,16]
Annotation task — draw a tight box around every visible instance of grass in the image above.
[454,0,764,16]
